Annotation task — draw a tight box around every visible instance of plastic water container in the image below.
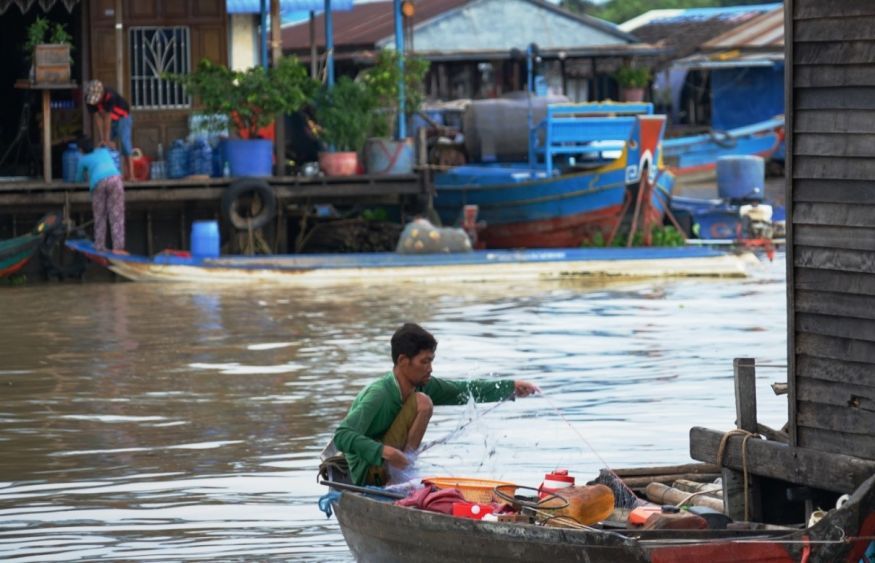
[538,468,575,499]
[62,143,79,183]
[716,155,765,201]
[188,138,212,176]
[167,140,189,179]
[190,220,220,259]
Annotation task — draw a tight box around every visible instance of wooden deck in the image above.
[0,173,426,206]
[0,173,430,257]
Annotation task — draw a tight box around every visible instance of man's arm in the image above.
[333,393,387,469]
[422,377,540,405]
[101,113,114,148]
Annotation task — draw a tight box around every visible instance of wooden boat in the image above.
[662,117,785,179]
[65,239,757,284]
[0,213,60,278]
[434,103,675,249]
[328,472,875,563]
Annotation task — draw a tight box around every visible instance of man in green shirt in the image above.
[333,323,540,486]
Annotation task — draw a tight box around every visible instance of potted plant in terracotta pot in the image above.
[360,49,430,175]
[24,16,73,84]
[170,57,315,177]
[614,64,651,102]
[313,76,376,177]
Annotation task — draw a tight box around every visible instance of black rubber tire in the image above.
[222,178,277,231]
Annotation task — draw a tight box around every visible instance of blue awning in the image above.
[226,0,353,14]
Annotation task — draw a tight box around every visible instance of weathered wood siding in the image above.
[88,0,227,156]
[788,0,875,459]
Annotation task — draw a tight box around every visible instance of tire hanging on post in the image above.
[221,178,277,231]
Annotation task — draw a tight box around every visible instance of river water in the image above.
[0,253,787,561]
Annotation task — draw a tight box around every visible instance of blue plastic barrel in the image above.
[716,155,765,201]
[364,138,414,175]
[62,143,79,183]
[190,220,220,259]
[226,139,273,177]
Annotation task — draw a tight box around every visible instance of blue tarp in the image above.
[226,0,353,14]
[710,63,784,130]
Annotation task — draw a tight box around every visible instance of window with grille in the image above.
[129,26,191,109]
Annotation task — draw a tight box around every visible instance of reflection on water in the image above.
[0,255,787,561]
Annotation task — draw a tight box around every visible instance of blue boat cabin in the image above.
[532,102,654,175]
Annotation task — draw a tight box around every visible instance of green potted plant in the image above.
[359,49,430,175]
[24,16,73,83]
[614,64,651,102]
[170,57,316,176]
[313,76,376,176]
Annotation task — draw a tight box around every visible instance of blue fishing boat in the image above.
[662,117,784,178]
[434,102,675,249]
[65,239,755,284]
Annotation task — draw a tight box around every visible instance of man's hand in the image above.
[513,380,540,398]
[382,445,409,468]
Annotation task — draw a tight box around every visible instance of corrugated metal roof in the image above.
[702,6,784,50]
[227,0,353,14]
[282,0,637,53]
[282,0,468,50]
[622,3,780,63]
[619,3,780,33]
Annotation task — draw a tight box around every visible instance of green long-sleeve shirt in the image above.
[334,372,515,485]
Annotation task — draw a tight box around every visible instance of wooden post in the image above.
[114,0,124,97]
[309,12,318,79]
[722,357,763,522]
[41,89,51,182]
[734,357,758,432]
[271,0,285,177]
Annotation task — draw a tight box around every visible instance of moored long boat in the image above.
[662,117,785,179]
[66,239,757,284]
[434,103,675,249]
[0,213,62,278]
[330,473,875,563]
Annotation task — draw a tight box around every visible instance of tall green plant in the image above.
[313,77,376,152]
[170,58,316,138]
[360,50,430,138]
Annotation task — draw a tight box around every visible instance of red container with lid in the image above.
[451,501,494,520]
[538,468,575,499]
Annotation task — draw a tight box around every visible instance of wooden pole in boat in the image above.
[653,187,688,243]
[320,480,406,499]
[626,174,649,247]
[606,191,633,247]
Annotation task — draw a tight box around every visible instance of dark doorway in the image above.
[0,4,83,178]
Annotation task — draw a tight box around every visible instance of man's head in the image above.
[391,323,437,386]
[84,80,104,105]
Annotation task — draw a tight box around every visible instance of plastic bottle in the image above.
[62,143,79,183]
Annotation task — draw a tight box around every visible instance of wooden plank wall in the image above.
[788,0,875,460]
[88,0,227,157]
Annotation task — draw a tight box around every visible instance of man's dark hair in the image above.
[391,323,437,365]
[78,136,95,154]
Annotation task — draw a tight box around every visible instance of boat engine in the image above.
[739,202,773,239]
